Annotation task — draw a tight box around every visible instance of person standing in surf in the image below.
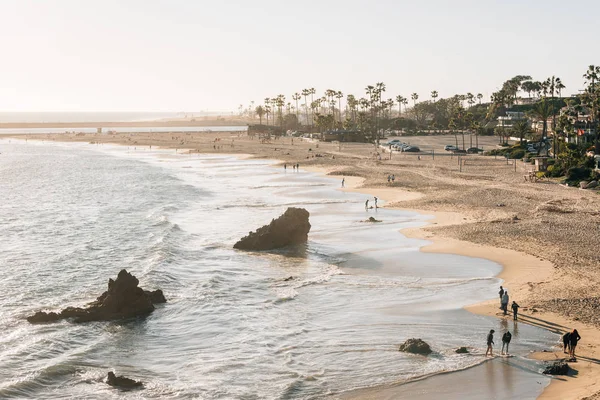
[341,178,345,188]
[498,286,504,308]
[486,329,495,356]
[511,301,520,321]
[501,331,512,355]
[374,197,378,209]
[365,199,369,211]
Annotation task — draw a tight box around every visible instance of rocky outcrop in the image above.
[106,371,143,389]
[27,269,165,323]
[455,347,469,354]
[234,207,311,251]
[543,361,570,375]
[399,338,432,355]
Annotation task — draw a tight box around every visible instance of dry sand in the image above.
[6,130,600,399]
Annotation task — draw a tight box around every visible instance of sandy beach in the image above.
[5,130,600,399]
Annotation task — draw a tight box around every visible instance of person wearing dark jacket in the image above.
[498,286,504,308]
[511,301,520,321]
[569,329,581,358]
[501,331,512,355]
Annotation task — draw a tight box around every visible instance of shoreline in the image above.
[5,134,600,399]
[303,164,599,400]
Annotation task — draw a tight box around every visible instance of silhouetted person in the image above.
[365,199,369,211]
[569,329,581,358]
[284,163,287,170]
[374,197,378,209]
[562,332,571,354]
[501,331,512,355]
[511,301,520,321]
[498,286,504,308]
[486,329,495,356]
[341,178,345,188]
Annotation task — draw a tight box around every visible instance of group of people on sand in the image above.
[365,197,378,210]
[283,163,300,171]
[486,286,582,360]
[386,174,395,184]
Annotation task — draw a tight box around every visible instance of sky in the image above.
[0,0,598,112]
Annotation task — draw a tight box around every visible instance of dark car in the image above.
[403,146,421,152]
[466,147,483,154]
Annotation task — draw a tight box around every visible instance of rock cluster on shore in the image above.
[543,361,570,375]
[106,371,144,389]
[399,338,432,355]
[27,269,166,323]
[233,207,311,251]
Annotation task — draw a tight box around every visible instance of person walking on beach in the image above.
[284,163,287,170]
[501,331,512,355]
[387,175,391,184]
[365,199,369,211]
[569,329,581,358]
[486,329,495,356]
[374,197,378,209]
[511,301,520,321]
[391,174,395,184]
[562,332,571,354]
[341,178,345,188]
[501,291,509,316]
[296,163,299,170]
[498,286,504,308]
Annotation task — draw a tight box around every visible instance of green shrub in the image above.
[509,149,526,159]
[566,167,592,184]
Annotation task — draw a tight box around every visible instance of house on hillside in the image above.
[497,111,527,128]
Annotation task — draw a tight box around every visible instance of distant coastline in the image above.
[0,120,248,129]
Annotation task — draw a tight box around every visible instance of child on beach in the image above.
[486,329,495,356]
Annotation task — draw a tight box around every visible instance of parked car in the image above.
[403,146,421,152]
[445,145,458,151]
[466,147,483,154]
[387,139,401,146]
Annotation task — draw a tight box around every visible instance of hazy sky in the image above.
[1,0,598,112]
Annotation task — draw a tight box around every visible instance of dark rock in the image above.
[587,180,598,189]
[234,207,311,251]
[145,289,167,304]
[27,269,164,324]
[399,338,432,355]
[106,371,143,389]
[455,347,469,354]
[366,217,382,223]
[26,311,61,323]
[543,362,570,375]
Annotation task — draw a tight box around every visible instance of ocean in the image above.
[0,140,557,399]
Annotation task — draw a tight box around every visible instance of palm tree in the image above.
[467,93,475,108]
[411,93,419,106]
[402,98,409,114]
[292,93,301,129]
[528,99,553,155]
[555,78,565,98]
[431,90,438,103]
[583,65,600,150]
[395,95,405,116]
[336,91,344,123]
[477,93,483,104]
[512,119,531,146]
[301,89,310,126]
[255,105,265,125]
[264,98,270,125]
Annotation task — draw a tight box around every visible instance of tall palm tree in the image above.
[555,78,565,98]
[411,93,419,106]
[402,98,409,113]
[431,91,438,103]
[292,93,301,129]
[467,93,475,108]
[583,65,600,150]
[301,89,310,126]
[336,91,344,123]
[264,98,270,125]
[477,93,483,104]
[395,95,405,116]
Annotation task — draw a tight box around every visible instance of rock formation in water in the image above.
[455,346,469,354]
[27,269,166,323]
[399,338,432,355]
[106,371,144,389]
[542,361,570,375]
[233,207,311,251]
